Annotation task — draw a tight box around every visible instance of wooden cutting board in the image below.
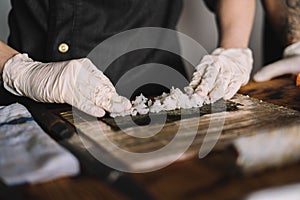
[60,94,300,172]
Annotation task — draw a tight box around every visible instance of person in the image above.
[0,0,255,117]
[253,0,300,83]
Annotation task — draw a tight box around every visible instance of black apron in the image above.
[7,0,189,98]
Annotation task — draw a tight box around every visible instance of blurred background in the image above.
[0,0,264,76]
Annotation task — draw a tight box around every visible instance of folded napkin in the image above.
[0,103,79,185]
[234,125,300,173]
[246,183,300,200]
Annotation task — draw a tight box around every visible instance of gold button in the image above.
[58,43,69,53]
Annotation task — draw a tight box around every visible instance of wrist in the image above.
[212,47,252,56]
[0,41,19,74]
[219,39,249,49]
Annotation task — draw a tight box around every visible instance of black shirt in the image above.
[8,0,182,61]
[8,0,189,97]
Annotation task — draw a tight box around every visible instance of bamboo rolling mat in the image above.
[60,94,300,172]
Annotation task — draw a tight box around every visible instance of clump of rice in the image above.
[110,87,209,118]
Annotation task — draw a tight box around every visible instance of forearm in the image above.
[262,0,300,47]
[216,0,256,48]
[0,41,19,74]
[284,0,300,46]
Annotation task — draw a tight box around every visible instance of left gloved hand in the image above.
[2,54,131,117]
[254,41,300,82]
[185,48,253,102]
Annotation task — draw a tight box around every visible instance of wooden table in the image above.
[2,76,300,200]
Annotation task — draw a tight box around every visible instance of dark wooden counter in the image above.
[2,76,300,200]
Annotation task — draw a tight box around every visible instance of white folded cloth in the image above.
[0,103,80,185]
[234,125,300,173]
[246,183,300,200]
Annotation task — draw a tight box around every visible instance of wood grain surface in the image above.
[2,76,300,200]
[59,93,300,173]
[239,75,300,111]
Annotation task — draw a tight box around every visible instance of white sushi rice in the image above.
[110,87,210,118]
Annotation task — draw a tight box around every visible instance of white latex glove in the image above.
[185,48,253,102]
[254,41,300,82]
[2,54,131,117]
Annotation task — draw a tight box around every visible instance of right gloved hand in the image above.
[185,48,253,102]
[2,54,131,117]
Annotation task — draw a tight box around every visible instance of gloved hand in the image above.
[2,54,131,117]
[254,41,300,82]
[185,48,253,102]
